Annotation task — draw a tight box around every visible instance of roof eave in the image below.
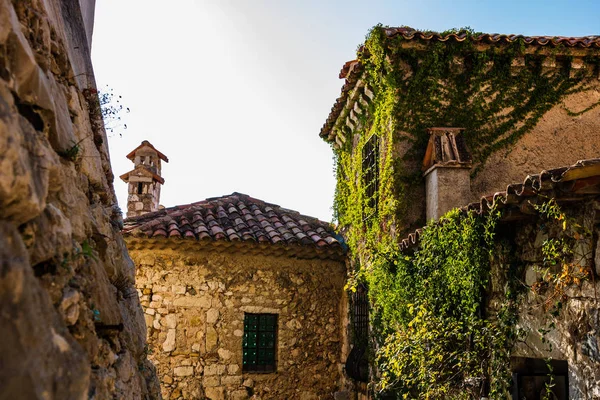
[124,236,347,262]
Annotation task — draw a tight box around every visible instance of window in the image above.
[345,283,369,382]
[362,133,379,219]
[511,357,568,399]
[137,182,143,194]
[243,313,277,372]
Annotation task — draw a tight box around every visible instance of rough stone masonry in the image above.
[0,0,159,398]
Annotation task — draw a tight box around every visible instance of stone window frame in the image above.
[242,313,278,373]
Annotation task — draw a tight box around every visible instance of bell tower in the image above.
[120,140,169,218]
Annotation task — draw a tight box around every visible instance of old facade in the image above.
[121,145,350,399]
[323,27,600,234]
[0,0,159,398]
[322,27,600,398]
[401,159,600,398]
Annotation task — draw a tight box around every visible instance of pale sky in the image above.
[91,0,600,222]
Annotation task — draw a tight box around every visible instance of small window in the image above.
[511,357,568,399]
[362,133,380,219]
[345,283,369,382]
[137,182,143,194]
[243,313,277,373]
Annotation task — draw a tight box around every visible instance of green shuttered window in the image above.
[242,313,277,372]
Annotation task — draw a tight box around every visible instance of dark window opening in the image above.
[243,313,277,373]
[137,182,143,194]
[345,283,369,382]
[362,133,380,220]
[511,357,569,400]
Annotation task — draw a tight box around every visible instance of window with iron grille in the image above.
[243,313,277,373]
[511,358,568,399]
[345,283,369,382]
[362,133,380,219]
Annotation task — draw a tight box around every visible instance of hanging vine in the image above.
[331,25,599,399]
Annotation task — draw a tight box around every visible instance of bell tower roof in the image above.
[125,140,169,162]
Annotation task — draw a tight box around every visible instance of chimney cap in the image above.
[126,140,169,162]
[422,127,472,172]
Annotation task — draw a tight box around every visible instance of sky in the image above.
[91,0,600,222]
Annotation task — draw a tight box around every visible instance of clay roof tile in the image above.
[123,192,344,254]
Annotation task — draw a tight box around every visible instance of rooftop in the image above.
[321,27,600,142]
[123,192,345,260]
[400,158,600,251]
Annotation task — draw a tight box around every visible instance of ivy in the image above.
[369,208,511,399]
[330,25,598,399]
[332,25,599,232]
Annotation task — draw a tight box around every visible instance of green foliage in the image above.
[331,25,598,399]
[57,137,86,161]
[369,208,513,399]
[532,199,591,312]
[99,86,129,137]
[332,24,599,230]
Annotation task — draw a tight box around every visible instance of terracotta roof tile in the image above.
[399,158,600,251]
[123,193,344,253]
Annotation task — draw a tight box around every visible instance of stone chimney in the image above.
[422,128,472,221]
[120,140,169,218]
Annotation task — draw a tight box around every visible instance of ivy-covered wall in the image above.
[371,197,600,399]
[328,26,600,399]
[333,26,600,239]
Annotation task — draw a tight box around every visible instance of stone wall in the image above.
[488,201,600,399]
[471,81,600,200]
[392,78,600,235]
[0,0,159,398]
[130,246,348,400]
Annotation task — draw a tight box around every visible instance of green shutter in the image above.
[243,313,277,372]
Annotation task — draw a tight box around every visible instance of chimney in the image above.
[422,128,472,221]
[119,140,169,218]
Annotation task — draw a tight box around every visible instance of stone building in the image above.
[121,143,349,399]
[0,0,159,398]
[322,27,600,234]
[321,27,600,398]
[400,158,600,398]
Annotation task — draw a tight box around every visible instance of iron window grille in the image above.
[345,283,369,382]
[243,313,277,373]
[362,133,380,220]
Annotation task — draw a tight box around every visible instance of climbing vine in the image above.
[333,25,600,235]
[368,207,515,399]
[331,25,598,399]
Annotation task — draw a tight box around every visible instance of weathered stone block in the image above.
[205,386,225,400]
[221,375,242,386]
[217,348,231,361]
[165,313,177,329]
[172,285,186,294]
[163,328,176,352]
[206,326,218,350]
[203,376,220,387]
[204,364,226,376]
[59,288,81,326]
[173,295,211,308]
[230,389,249,400]
[206,308,219,324]
[227,364,240,374]
[173,366,194,377]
